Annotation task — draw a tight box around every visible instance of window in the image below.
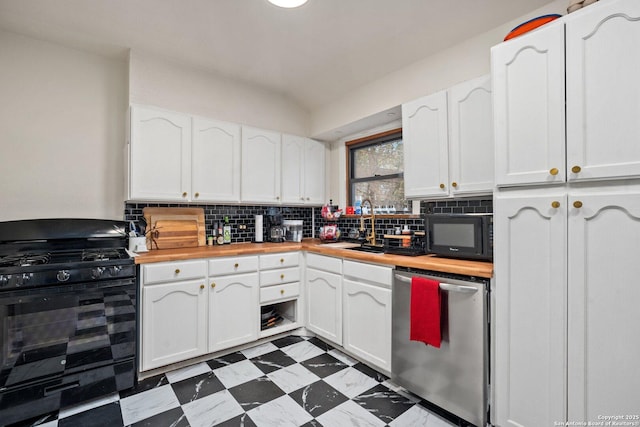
[347,128,407,213]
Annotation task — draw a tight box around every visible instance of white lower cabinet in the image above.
[495,184,640,426]
[208,272,259,353]
[306,253,343,345]
[142,279,208,371]
[342,260,392,372]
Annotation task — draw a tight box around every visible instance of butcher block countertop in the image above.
[134,239,493,278]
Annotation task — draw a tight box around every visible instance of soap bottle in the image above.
[223,216,231,244]
[355,196,362,215]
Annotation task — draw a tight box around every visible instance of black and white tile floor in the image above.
[14,335,466,427]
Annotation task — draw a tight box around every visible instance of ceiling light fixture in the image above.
[267,0,308,8]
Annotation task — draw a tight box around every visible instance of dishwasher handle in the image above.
[394,274,478,294]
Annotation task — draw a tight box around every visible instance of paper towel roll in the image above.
[255,215,263,242]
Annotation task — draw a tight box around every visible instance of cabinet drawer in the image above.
[343,260,392,288]
[209,255,259,276]
[306,253,342,274]
[143,260,207,285]
[260,252,299,270]
[260,282,300,304]
[260,267,300,287]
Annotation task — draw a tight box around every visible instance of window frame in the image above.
[345,128,404,208]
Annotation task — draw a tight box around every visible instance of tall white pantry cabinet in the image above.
[492,1,640,426]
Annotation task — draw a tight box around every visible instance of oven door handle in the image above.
[394,274,478,294]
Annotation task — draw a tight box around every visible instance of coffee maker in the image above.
[266,208,285,243]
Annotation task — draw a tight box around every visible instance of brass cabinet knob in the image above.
[276,196,280,200]
[211,283,215,288]
[175,269,181,274]
[306,197,310,201]
[194,192,200,198]
[300,197,305,201]
[551,201,560,209]
[200,284,205,290]
[571,165,582,174]
[550,168,559,176]
[182,192,188,197]
[280,274,285,279]
[573,201,583,208]
[439,183,445,189]
[280,258,284,263]
[452,182,458,188]
[234,263,239,268]
[280,289,285,295]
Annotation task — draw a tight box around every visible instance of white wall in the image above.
[129,51,310,136]
[0,30,127,221]
[310,0,566,137]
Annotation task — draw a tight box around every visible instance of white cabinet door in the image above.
[142,280,207,371]
[281,134,305,204]
[567,188,640,421]
[192,117,241,202]
[566,0,640,182]
[306,268,342,345]
[402,90,449,198]
[282,135,326,205]
[303,138,326,205]
[209,273,259,353]
[494,190,567,427]
[130,105,192,201]
[448,75,494,196]
[342,279,391,372]
[492,22,566,187]
[241,126,281,203]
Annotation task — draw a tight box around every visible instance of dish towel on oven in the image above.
[410,277,442,348]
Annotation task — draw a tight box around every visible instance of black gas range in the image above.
[0,219,137,426]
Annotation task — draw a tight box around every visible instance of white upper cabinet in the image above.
[403,76,494,199]
[566,0,640,182]
[241,126,282,203]
[492,21,566,187]
[448,75,494,196]
[402,90,449,198]
[130,105,192,201]
[281,135,326,205]
[494,0,640,187]
[192,117,241,202]
[129,105,241,203]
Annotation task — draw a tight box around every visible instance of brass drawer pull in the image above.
[550,168,559,176]
[280,289,285,295]
[551,201,560,209]
[200,284,204,290]
[573,201,583,209]
[280,274,285,279]
[571,165,582,174]
[234,263,239,268]
[175,269,181,274]
[211,283,215,288]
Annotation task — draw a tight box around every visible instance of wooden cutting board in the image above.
[143,207,206,249]
[151,219,200,249]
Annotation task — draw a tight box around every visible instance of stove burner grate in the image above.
[81,249,124,262]
[0,253,51,267]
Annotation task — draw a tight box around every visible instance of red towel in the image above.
[410,277,441,348]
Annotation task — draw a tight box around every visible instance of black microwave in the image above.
[424,213,493,261]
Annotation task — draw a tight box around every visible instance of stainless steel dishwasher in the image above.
[392,267,490,427]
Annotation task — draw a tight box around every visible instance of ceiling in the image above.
[0,0,552,112]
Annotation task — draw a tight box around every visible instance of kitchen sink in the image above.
[345,245,385,254]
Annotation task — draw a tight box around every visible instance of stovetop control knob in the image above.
[91,267,105,279]
[108,266,122,276]
[57,270,70,282]
[19,273,33,285]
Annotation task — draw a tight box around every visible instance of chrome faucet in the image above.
[359,198,377,246]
